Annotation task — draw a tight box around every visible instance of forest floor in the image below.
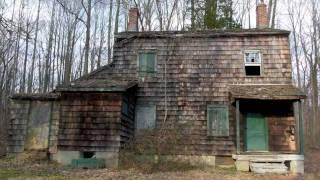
[0,149,319,180]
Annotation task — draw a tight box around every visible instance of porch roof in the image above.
[229,84,306,101]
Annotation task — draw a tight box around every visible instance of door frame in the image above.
[244,113,269,152]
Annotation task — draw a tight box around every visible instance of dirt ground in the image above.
[0,149,319,180]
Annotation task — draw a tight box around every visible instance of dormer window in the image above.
[138,50,156,76]
[244,50,262,76]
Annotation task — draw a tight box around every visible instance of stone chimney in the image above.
[256,0,268,29]
[128,8,139,31]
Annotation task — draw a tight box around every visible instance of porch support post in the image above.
[236,100,240,154]
[298,100,304,155]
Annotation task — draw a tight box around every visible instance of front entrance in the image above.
[245,113,268,151]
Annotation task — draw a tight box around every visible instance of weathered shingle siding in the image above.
[58,93,122,152]
[91,34,292,155]
[120,90,136,147]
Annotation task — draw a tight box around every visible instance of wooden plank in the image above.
[299,100,304,155]
[236,100,240,154]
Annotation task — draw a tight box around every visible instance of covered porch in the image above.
[229,84,306,174]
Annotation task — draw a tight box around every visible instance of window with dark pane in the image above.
[138,51,156,73]
[244,50,262,76]
[207,105,229,136]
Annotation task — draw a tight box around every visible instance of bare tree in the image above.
[114,0,121,34]
[107,0,113,63]
[43,1,56,92]
[82,0,92,75]
[28,0,41,93]
[21,20,30,93]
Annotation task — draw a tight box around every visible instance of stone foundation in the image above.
[53,151,119,168]
[290,160,304,174]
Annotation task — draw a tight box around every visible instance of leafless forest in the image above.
[0,0,319,155]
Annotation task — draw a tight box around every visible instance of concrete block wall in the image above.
[7,94,59,156]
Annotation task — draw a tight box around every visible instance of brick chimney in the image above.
[256,0,268,29]
[128,8,139,31]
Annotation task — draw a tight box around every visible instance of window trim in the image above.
[207,104,229,137]
[121,95,129,116]
[135,104,156,130]
[137,49,157,75]
[244,50,263,76]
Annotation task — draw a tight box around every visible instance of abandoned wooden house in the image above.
[7,1,306,174]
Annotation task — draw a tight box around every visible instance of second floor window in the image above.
[138,51,156,74]
[244,50,262,76]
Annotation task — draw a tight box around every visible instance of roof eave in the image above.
[115,29,290,40]
[56,83,138,93]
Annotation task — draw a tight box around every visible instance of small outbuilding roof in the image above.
[56,63,138,92]
[11,93,60,100]
[56,78,138,92]
[229,84,306,101]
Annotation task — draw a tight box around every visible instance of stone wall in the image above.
[7,99,31,153]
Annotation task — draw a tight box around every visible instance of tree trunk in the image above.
[21,22,30,93]
[97,15,105,68]
[28,0,41,93]
[44,1,56,92]
[114,0,120,34]
[107,0,113,63]
[11,0,24,94]
[90,9,98,72]
[83,0,92,75]
[267,0,273,26]
[271,0,277,28]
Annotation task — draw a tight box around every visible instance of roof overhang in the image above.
[229,84,306,103]
[11,93,60,101]
[115,29,290,41]
[56,79,138,93]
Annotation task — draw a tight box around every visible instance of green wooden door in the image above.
[245,113,268,151]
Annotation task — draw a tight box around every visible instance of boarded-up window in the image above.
[135,105,156,129]
[138,51,156,74]
[207,105,229,136]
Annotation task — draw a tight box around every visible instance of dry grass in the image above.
[0,150,320,179]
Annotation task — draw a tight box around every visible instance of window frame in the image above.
[135,104,156,130]
[207,104,229,137]
[243,50,263,76]
[121,95,129,116]
[137,49,157,75]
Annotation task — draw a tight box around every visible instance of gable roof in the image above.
[229,84,306,101]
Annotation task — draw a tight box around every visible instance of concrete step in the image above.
[250,162,288,174]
